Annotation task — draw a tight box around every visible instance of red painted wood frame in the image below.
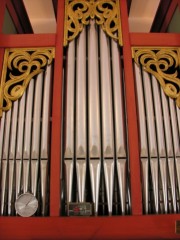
[0,0,180,239]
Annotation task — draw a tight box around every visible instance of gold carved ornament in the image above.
[133,48,180,107]
[0,48,55,117]
[64,0,122,46]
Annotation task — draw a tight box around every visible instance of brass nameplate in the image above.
[176,221,180,234]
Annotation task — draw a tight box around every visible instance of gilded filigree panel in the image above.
[64,0,122,46]
[132,47,180,107]
[0,48,55,116]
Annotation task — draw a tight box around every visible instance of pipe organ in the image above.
[0,0,180,238]
[62,21,130,216]
[0,48,54,216]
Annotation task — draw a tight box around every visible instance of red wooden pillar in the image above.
[120,0,142,215]
[50,0,65,216]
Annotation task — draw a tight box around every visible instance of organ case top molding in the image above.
[0,47,55,117]
[64,0,123,46]
[132,47,180,108]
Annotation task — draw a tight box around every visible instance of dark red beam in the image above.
[1,215,180,239]
[0,34,56,47]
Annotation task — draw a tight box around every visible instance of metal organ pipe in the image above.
[23,79,34,194]
[161,89,177,213]
[151,75,167,213]
[143,70,159,214]
[134,63,149,214]
[88,21,101,215]
[15,92,26,200]
[62,22,130,216]
[0,59,52,216]
[64,40,75,203]
[111,37,127,215]
[135,58,180,214]
[1,109,12,215]
[100,28,115,215]
[31,72,43,196]
[8,100,18,215]
[76,27,87,203]
[169,98,179,212]
[40,64,52,216]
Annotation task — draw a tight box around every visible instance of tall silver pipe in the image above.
[88,21,101,214]
[76,27,87,203]
[169,98,179,212]
[176,104,180,202]
[8,100,18,215]
[134,63,149,214]
[143,70,159,214]
[152,75,167,213]
[23,78,34,193]
[111,38,126,215]
[31,72,43,196]
[100,28,114,215]
[1,108,12,215]
[16,91,26,199]
[161,89,176,212]
[64,40,75,203]
[40,63,52,216]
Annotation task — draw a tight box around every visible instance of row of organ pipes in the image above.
[0,63,52,216]
[134,62,180,214]
[63,21,130,216]
[1,22,179,218]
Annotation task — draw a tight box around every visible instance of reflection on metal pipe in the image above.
[1,109,12,215]
[152,75,167,213]
[143,70,158,214]
[23,78,34,193]
[76,27,87,202]
[168,157,177,213]
[8,100,18,215]
[100,28,114,215]
[31,72,43,196]
[88,21,101,214]
[141,158,149,213]
[16,92,26,199]
[40,64,52,216]
[64,39,75,203]
[117,159,126,215]
[134,63,149,214]
[111,37,127,215]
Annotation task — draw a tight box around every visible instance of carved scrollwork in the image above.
[64,0,122,46]
[133,47,180,107]
[0,48,55,116]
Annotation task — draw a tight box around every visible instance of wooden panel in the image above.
[1,215,180,239]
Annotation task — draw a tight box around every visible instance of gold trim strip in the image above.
[132,47,180,107]
[0,47,55,117]
[64,0,123,46]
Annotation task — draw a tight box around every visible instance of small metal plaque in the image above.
[67,202,92,216]
[176,221,180,234]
